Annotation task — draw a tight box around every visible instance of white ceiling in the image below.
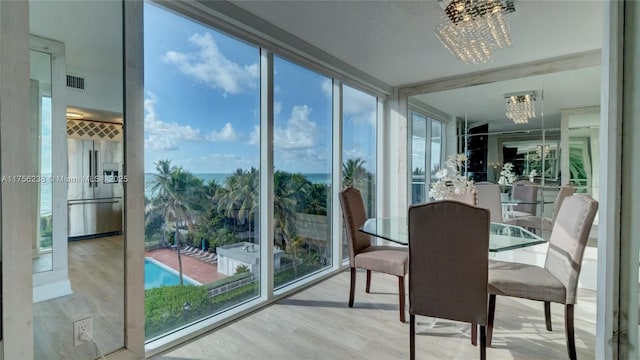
[231,0,604,87]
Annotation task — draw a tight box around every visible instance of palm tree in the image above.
[343,157,367,188]
[147,160,199,286]
[273,171,299,276]
[215,167,259,234]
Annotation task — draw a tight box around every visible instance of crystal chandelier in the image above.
[505,91,536,124]
[435,0,515,64]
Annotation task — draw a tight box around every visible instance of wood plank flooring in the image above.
[152,269,596,360]
[33,235,125,360]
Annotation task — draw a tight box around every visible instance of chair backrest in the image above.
[447,188,478,207]
[408,200,490,325]
[512,180,538,215]
[339,187,372,267]
[476,182,503,222]
[550,185,576,224]
[544,194,598,304]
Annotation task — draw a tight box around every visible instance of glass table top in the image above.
[359,217,546,252]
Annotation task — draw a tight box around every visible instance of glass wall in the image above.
[272,56,333,288]
[342,84,377,260]
[143,2,260,340]
[410,110,445,204]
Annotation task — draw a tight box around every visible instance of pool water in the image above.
[144,258,199,289]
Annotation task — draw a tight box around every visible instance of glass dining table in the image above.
[359,217,546,252]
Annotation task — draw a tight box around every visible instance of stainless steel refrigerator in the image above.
[67,120,123,239]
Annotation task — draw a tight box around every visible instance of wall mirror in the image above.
[31,1,125,359]
[409,65,601,219]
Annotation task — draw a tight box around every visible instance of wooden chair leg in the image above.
[545,301,553,331]
[487,294,496,347]
[410,314,416,360]
[349,267,356,307]
[565,304,577,360]
[471,324,477,346]
[398,276,405,322]
[366,270,372,293]
[480,325,486,360]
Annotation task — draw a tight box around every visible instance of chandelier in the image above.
[505,91,536,124]
[435,0,515,64]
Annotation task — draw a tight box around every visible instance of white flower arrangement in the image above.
[498,162,517,185]
[429,153,476,200]
[528,169,538,182]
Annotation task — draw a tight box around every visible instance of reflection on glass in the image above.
[30,49,53,272]
[342,84,377,259]
[411,111,427,204]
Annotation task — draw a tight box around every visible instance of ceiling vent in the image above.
[66,74,86,91]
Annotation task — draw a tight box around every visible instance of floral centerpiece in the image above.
[429,153,476,201]
[498,162,517,186]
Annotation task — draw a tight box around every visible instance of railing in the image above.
[208,275,255,297]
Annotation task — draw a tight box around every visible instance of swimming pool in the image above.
[144,257,200,289]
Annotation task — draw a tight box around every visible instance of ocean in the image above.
[144,172,331,199]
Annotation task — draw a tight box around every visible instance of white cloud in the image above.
[321,79,332,98]
[274,101,282,117]
[343,85,376,116]
[248,124,260,146]
[206,122,239,142]
[274,105,318,149]
[144,94,204,151]
[163,32,258,95]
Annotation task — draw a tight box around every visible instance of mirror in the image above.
[409,65,601,220]
[31,1,125,358]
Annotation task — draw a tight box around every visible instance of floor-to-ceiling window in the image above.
[143,2,260,340]
[410,110,445,204]
[272,56,333,288]
[341,85,377,260]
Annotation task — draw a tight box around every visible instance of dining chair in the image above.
[476,182,507,223]
[339,187,409,322]
[487,194,598,360]
[408,200,490,360]
[516,185,576,234]
[510,180,538,216]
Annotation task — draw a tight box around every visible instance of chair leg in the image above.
[487,294,496,347]
[349,267,356,308]
[471,324,477,346]
[398,276,405,322]
[545,301,553,331]
[480,325,487,360]
[366,270,372,293]
[565,304,577,360]
[410,314,416,360]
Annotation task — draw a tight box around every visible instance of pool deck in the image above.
[145,248,226,284]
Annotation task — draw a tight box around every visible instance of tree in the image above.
[147,160,200,286]
[343,158,367,188]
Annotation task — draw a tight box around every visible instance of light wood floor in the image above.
[33,235,125,360]
[152,269,596,360]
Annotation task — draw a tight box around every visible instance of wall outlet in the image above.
[73,317,93,346]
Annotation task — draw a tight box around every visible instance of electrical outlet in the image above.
[73,317,93,346]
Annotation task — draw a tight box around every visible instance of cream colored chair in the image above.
[476,182,506,223]
[510,180,538,218]
[339,187,408,322]
[487,194,598,360]
[408,200,490,360]
[516,185,576,233]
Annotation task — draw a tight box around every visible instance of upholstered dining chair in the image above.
[487,194,598,360]
[510,180,538,218]
[339,187,408,322]
[408,200,490,360]
[516,185,576,234]
[476,182,507,223]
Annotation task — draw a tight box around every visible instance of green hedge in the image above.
[145,282,259,339]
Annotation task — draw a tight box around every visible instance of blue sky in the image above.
[143,3,376,175]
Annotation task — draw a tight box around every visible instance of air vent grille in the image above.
[66,74,85,90]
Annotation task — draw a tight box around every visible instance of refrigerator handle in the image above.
[88,150,93,188]
[94,150,99,187]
